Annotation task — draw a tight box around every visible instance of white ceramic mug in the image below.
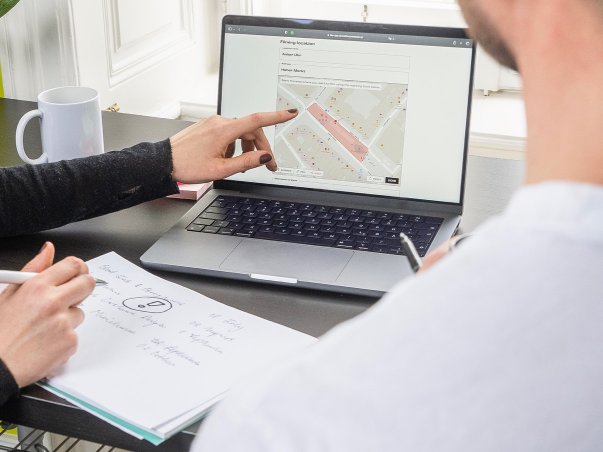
[15,86,104,164]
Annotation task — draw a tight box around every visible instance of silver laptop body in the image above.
[141,16,476,297]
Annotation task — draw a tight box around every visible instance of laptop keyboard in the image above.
[186,196,443,257]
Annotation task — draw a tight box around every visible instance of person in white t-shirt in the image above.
[192,0,603,450]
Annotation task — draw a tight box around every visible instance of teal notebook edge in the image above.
[39,382,164,445]
[39,382,210,446]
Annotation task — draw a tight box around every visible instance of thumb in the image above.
[1,242,56,298]
[21,241,56,273]
[221,152,274,177]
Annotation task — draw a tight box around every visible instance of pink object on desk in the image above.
[167,182,212,200]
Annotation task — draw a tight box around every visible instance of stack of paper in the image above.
[167,182,212,200]
[41,253,316,445]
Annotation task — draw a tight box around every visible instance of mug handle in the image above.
[15,110,48,164]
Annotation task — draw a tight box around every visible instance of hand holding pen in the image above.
[0,242,96,388]
[401,232,471,273]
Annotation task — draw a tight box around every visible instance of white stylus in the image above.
[0,270,107,285]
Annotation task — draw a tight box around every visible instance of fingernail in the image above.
[287,108,298,114]
[260,154,272,165]
[38,242,49,254]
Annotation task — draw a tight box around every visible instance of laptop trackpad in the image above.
[219,240,353,283]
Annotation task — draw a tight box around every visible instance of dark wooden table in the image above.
[0,97,525,450]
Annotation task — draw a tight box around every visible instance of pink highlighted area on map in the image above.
[307,103,369,162]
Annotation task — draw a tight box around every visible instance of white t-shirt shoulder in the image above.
[192,182,603,452]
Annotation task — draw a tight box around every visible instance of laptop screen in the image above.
[219,17,475,205]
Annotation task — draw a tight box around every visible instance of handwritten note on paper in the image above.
[47,252,316,433]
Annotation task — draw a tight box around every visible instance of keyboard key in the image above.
[317,213,333,220]
[332,214,349,221]
[187,224,204,232]
[200,212,226,221]
[305,218,321,225]
[193,217,214,226]
[289,222,304,230]
[218,228,235,235]
[214,221,230,228]
[205,206,228,215]
[203,226,220,234]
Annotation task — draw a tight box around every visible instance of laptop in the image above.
[141,15,476,296]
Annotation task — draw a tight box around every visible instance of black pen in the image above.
[399,233,422,273]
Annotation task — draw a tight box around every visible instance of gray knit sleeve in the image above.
[0,357,19,406]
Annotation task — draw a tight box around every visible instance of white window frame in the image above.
[223,0,522,94]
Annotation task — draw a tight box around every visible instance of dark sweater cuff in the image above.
[0,358,19,406]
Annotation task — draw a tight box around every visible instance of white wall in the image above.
[0,0,221,117]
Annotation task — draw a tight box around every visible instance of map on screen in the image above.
[274,76,408,186]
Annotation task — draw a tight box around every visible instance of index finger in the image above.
[226,109,298,141]
[37,257,89,286]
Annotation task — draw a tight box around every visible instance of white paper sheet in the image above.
[47,252,316,434]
